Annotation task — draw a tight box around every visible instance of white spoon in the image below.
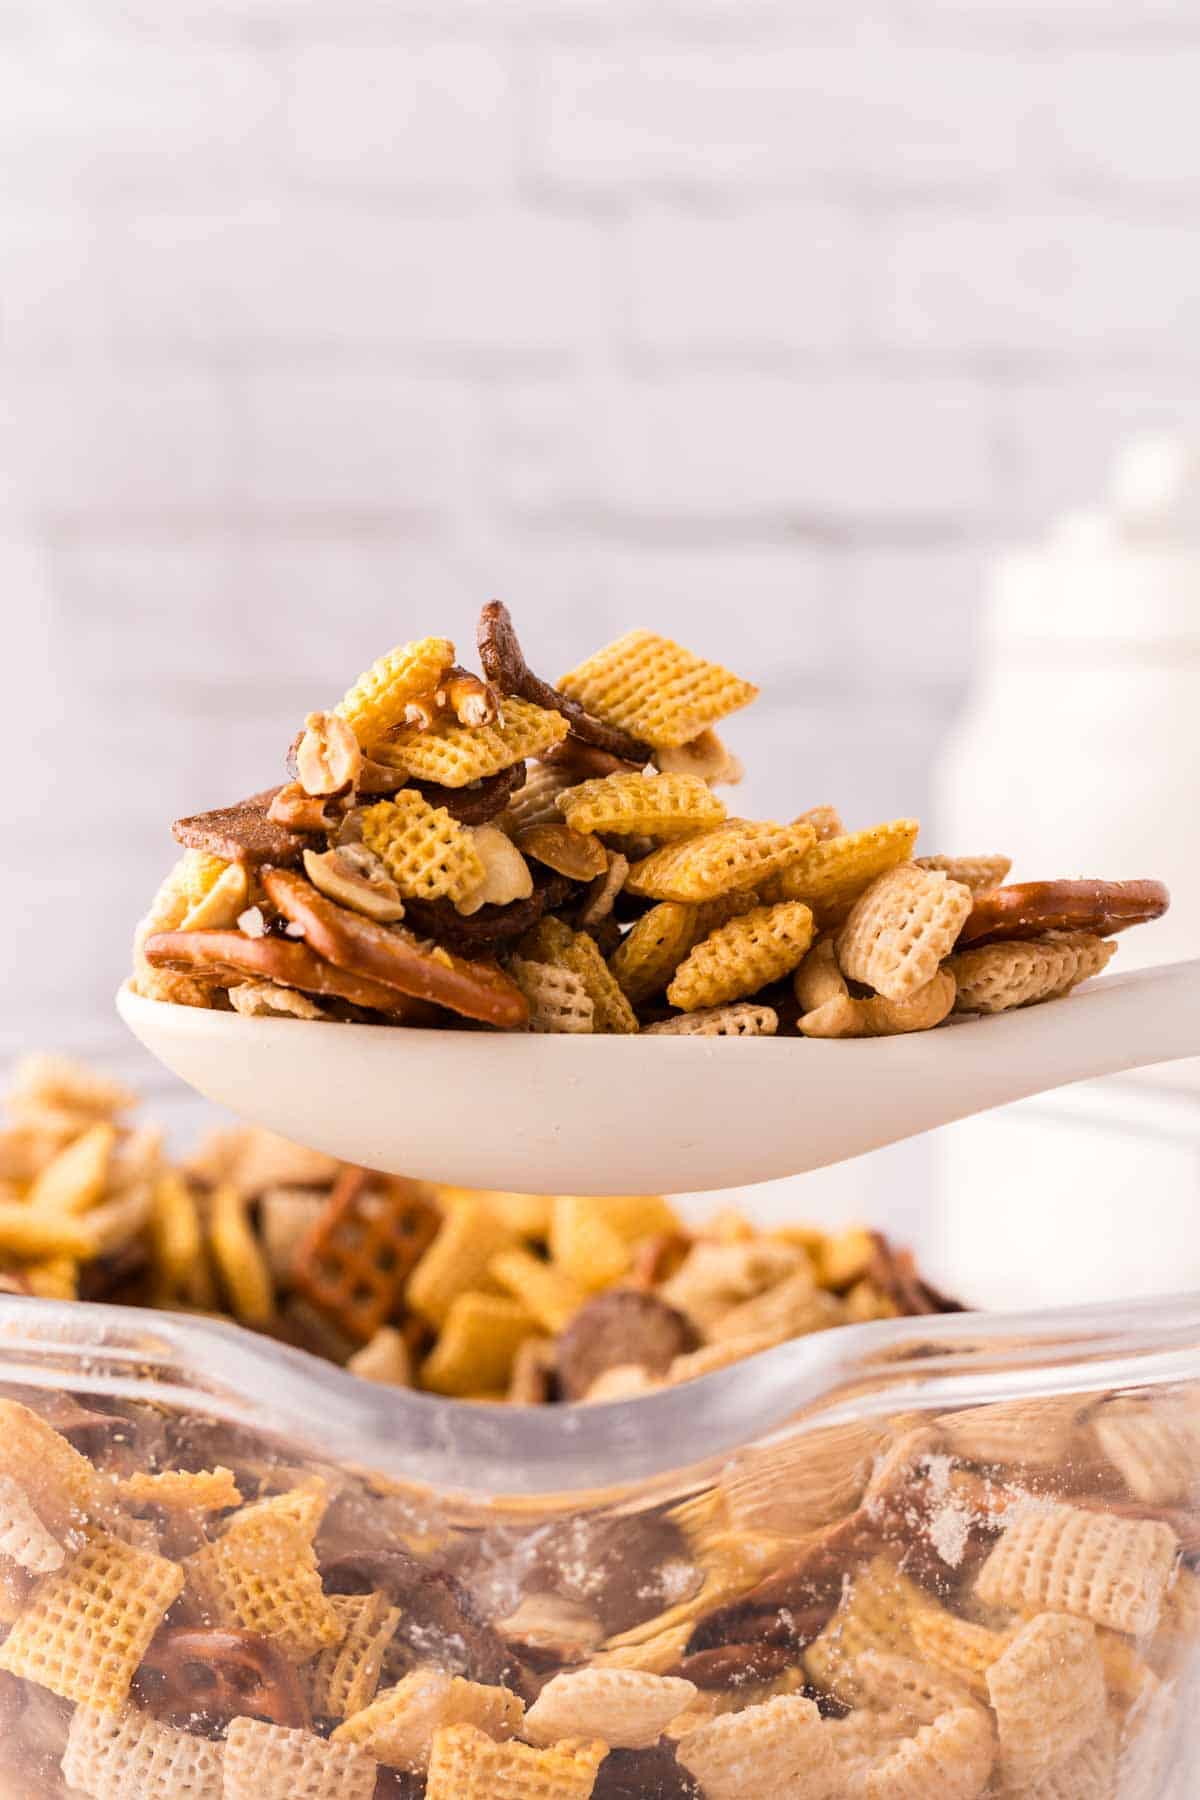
[118,959,1200,1195]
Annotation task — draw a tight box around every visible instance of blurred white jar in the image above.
[929,435,1200,1307]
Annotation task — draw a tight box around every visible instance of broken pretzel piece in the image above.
[142,929,433,1019]
[261,867,529,1029]
[957,877,1170,948]
[478,599,652,766]
[136,1625,311,1730]
[292,1166,441,1344]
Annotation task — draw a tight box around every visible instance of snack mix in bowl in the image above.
[131,605,1169,1037]
[0,1055,1195,1797]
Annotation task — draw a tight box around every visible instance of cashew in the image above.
[302,845,405,923]
[793,937,848,1013]
[295,710,362,797]
[402,667,500,731]
[798,967,957,1038]
[455,824,534,915]
[654,729,741,785]
[268,783,344,832]
[438,667,499,727]
[515,823,608,882]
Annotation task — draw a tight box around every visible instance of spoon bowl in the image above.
[119,960,1200,1194]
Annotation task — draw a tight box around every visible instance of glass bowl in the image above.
[0,1291,1194,1799]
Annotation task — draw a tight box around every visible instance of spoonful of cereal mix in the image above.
[131,604,1170,1037]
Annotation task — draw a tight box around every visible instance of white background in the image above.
[3,2,1198,1147]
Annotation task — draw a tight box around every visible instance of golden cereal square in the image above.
[626,820,815,904]
[0,1528,184,1710]
[804,1557,923,1702]
[642,1002,779,1036]
[185,1505,341,1662]
[407,1197,518,1328]
[425,1722,606,1799]
[420,1291,539,1396]
[308,1592,400,1719]
[375,695,569,787]
[121,1467,242,1515]
[558,630,759,749]
[522,918,639,1034]
[766,819,920,922]
[915,853,1012,892]
[558,771,725,838]
[336,637,457,746]
[1092,1395,1200,1506]
[0,1400,113,1541]
[523,1668,697,1750]
[360,793,485,905]
[851,1650,979,1725]
[333,1671,524,1771]
[667,901,814,1010]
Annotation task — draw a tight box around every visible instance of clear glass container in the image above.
[0,1291,1194,1799]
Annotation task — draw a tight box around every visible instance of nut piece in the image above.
[404,667,501,731]
[439,667,500,727]
[456,825,535,916]
[268,783,345,833]
[515,824,608,883]
[302,846,405,923]
[295,710,363,797]
[654,729,739,785]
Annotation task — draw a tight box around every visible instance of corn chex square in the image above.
[307,1592,400,1719]
[333,1670,524,1771]
[766,819,920,922]
[375,695,569,787]
[861,1704,994,1800]
[360,793,485,904]
[558,629,759,749]
[558,771,725,838]
[667,901,814,1011]
[626,820,815,905]
[335,636,456,746]
[0,1527,184,1710]
[185,1495,341,1662]
[425,1722,606,1799]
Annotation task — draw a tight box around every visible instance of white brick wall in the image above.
[1,1,1198,1061]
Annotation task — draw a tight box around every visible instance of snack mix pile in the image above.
[132,606,1170,1036]
[0,1055,959,1400]
[0,1058,1195,1798]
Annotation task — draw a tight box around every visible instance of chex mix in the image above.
[0,1055,958,1401]
[131,605,1169,1036]
[0,1306,1192,1796]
